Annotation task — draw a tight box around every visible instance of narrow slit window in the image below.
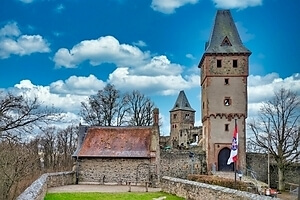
[217,59,222,68]
[225,78,229,85]
[233,60,238,68]
[225,124,229,131]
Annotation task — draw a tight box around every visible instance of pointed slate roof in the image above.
[204,10,251,55]
[170,90,195,112]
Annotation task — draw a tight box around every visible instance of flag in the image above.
[227,121,238,165]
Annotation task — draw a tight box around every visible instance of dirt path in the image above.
[48,184,162,193]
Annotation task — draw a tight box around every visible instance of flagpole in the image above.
[234,161,237,188]
[234,119,237,188]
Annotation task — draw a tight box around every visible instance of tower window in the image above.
[217,59,222,68]
[173,114,177,119]
[185,113,190,119]
[233,60,238,68]
[224,78,229,85]
[224,97,231,106]
[225,124,229,131]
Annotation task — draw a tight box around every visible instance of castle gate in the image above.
[218,148,234,171]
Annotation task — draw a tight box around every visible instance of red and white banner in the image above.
[227,122,238,165]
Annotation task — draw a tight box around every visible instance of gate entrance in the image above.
[218,147,234,171]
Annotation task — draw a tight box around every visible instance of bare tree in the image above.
[0,92,60,141]
[39,126,57,170]
[126,90,155,126]
[248,88,300,191]
[0,141,40,200]
[80,86,156,126]
[80,84,121,126]
[115,95,130,126]
[57,125,78,169]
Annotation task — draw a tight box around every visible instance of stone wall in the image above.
[160,149,206,178]
[161,176,280,200]
[78,158,157,185]
[246,153,300,189]
[16,171,75,200]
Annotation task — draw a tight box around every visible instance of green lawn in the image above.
[44,192,184,200]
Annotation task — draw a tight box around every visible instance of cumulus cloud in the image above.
[53,36,150,68]
[13,79,97,113]
[132,55,183,76]
[50,75,106,95]
[132,40,147,47]
[151,0,198,14]
[0,22,50,59]
[247,73,300,117]
[0,22,21,37]
[212,0,263,9]
[108,67,198,95]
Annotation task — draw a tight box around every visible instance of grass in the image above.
[44,192,184,200]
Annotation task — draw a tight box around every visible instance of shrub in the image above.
[187,174,248,191]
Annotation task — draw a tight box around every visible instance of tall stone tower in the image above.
[198,10,251,172]
[170,90,196,148]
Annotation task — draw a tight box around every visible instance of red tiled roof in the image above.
[78,127,153,158]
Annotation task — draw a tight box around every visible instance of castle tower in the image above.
[198,10,251,172]
[170,90,196,148]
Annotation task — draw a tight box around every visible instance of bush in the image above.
[187,174,248,191]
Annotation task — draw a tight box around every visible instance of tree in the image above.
[0,92,60,141]
[126,90,155,126]
[80,85,156,126]
[0,141,40,200]
[57,125,78,169]
[80,84,120,126]
[248,88,300,191]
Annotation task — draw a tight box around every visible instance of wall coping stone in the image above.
[161,176,281,200]
[16,171,75,200]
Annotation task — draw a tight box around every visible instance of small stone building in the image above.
[73,109,160,186]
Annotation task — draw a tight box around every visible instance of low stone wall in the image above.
[16,171,75,200]
[161,176,280,200]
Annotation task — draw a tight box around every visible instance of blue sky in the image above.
[0,0,299,136]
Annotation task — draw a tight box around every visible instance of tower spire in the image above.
[170,90,195,112]
[200,10,251,67]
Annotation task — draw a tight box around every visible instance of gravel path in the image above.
[48,184,162,193]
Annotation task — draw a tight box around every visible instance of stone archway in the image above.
[218,147,234,171]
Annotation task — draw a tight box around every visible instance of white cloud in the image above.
[186,53,195,59]
[212,0,263,9]
[132,40,147,47]
[247,73,300,116]
[151,0,198,14]
[0,22,21,37]
[108,67,197,95]
[132,55,183,76]
[53,36,150,68]
[13,79,92,113]
[50,75,106,95]
[0,23,50,58]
